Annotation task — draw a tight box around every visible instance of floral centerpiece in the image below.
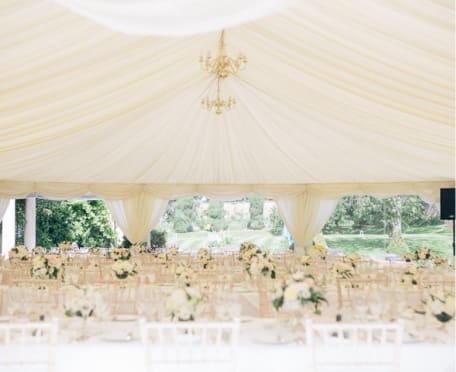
[307,244,327,259]
[166,286,203,321]
[403,247,433,262]
[111,260,137,279]
[155,252,169,265]
[403,253,415,262]
[32,246,46,256]
[131,244,149,255]
[167,246,179,257]
[30,254,65,280]
[422,293,455,323]
[433,256,448,267]
[301,255,312,266]
[344,252,362,268]
[89,247,102,255]
[9,245,30,261]
[59,241,73,252]
[64,286,97,319]
[109,247,131,261]
[241,245,276,279]
[175,264,194,286]
[272,272,327,315]
[401,265,419,286]
[332,262,354,279]
[197,248,212,269]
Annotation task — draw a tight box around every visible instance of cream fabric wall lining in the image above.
[0,1,453,185]
[1,181,449,244]
[0,199,10,224]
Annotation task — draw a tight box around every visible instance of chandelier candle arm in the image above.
[200,30,246,115]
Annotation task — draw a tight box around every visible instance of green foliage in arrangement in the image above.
[247,196,265,230]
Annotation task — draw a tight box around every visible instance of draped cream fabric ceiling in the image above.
[0,0,454,191]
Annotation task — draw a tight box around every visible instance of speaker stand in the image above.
[453,218,455,257]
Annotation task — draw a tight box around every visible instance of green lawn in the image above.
[166,229,289,253]
[165,223,453,259]
[324,224,453,259]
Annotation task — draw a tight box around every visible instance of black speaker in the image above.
[440,188,455,220]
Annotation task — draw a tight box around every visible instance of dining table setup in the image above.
[0,244,454,372]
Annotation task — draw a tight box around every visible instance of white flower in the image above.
[430,300,444,315]
[284,285,298,301]
[292,271,305,282]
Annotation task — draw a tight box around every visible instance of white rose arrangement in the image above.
[307,244,327,259]
[175,264,195,286]
[238,242,276,279]
[111,260,137,279]
[239,242,258,261]
[166,286,203,321]
[167,246,179,257]
[89,247,102,255]
[246,252,276,279]
[332,262,354,279]
[417,292,455,323]
[197,248,212,269]
[272,272,327,315]
[344,252,362,268]
[64,286,97,320]
[401,264,419,286]
[416,247,432,260]
[59,241,73,252]
[301,255,312,266]
[32,246,46,256]
[9,245,30,261]
[404,247,433,262]
[131,244,149,255]
[433,256,448,267]
[155,252,169,265]
[30,254,65,280]
[109,247,131,261]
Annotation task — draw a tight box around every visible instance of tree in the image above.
[269,207,284,236]
[70,200,117,247]
[206,200,227,232]
[15,199,116,248]
[150,230,166,249]
[247,196,265,230]
[172,197,195,233]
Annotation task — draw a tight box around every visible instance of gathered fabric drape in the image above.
[106,193,168,244]
[0,1,453,186]
[53,0,296,36]
[0,199,11,224]
[275,192,338,249]
[0,181,452,247]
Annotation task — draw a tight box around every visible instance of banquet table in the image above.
[1,318,453,372]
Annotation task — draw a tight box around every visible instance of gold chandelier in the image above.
[200,30,247,115]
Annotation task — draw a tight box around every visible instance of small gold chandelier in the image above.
[200,30,247,115]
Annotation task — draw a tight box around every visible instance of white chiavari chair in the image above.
[0,318,58,372]
[305,319,403,372]
[139,319,240,372]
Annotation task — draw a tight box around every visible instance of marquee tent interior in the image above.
[0,0,454,245]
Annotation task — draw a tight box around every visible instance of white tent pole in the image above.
[25,197,36,250]
[1,200,16,257]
